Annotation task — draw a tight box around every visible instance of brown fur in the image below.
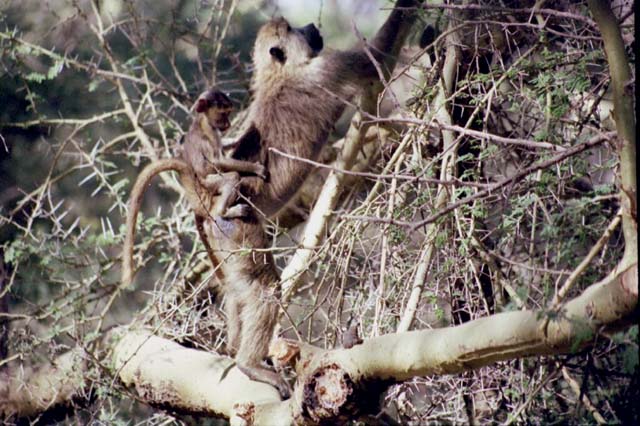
[122,90,265,287]
[232,0,420,217]
[203,214,289,398]
[204,0,421,399]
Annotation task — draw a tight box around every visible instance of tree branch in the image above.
[588,0,636,261]
[2,259,635,424]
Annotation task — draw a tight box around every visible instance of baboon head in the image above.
[195,90,233,132]
[253,17,323,74]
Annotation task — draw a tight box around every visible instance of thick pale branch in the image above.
[2,259,636,424]
[322,263,637,383]
[0,329,285,423]
[588,0,636,260]
[112,330,282,419]
[0,349,87,420]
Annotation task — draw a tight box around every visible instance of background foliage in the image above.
[0,0,637,424]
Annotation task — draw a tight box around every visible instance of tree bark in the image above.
[588,0,637,258]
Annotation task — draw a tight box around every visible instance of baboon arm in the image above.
[328,0,421,80]
[370,0,421,63]
[231,125,262,162]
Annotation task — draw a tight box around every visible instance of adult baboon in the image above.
[201,0,422,398]
[230,0,421,218]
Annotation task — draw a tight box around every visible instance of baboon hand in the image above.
[255,163,268,180]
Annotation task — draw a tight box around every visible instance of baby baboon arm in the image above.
[181,134,213,179]
[203,158,267,179]
[122,158,193,288]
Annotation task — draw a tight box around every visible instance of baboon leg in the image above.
[234,284,291,399]
[225,295,241,356]
[235,293,276,366]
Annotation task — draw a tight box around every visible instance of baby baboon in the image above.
[198,0,421,397]
[122,90,266,287]
[182,89,264,220]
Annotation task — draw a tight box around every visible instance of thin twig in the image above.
[551,210,622,307]
[345,132,615,231]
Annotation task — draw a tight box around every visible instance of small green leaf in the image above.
[47,59,65,79]
[25,72,46,83]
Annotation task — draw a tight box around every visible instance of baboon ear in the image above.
[195,98,210,113]
[419,25,436,49]
[269,46,286,63]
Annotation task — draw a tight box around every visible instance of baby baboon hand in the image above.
[223,204,253,219]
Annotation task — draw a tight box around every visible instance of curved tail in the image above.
[122,158,191,288]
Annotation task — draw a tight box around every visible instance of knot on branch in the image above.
[301,362,393,424]
[302,363,354,424]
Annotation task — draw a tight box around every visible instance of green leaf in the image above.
[47,59,65,79]
[25,72,46,83]
[622,345,639,374]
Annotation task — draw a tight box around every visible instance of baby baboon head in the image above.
[195,89,233,132]
[253,17,323,74]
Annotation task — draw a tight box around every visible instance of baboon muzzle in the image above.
[299,23,323,54]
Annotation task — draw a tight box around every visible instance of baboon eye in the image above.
[269,47,286,64]
[286,24,292,32]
